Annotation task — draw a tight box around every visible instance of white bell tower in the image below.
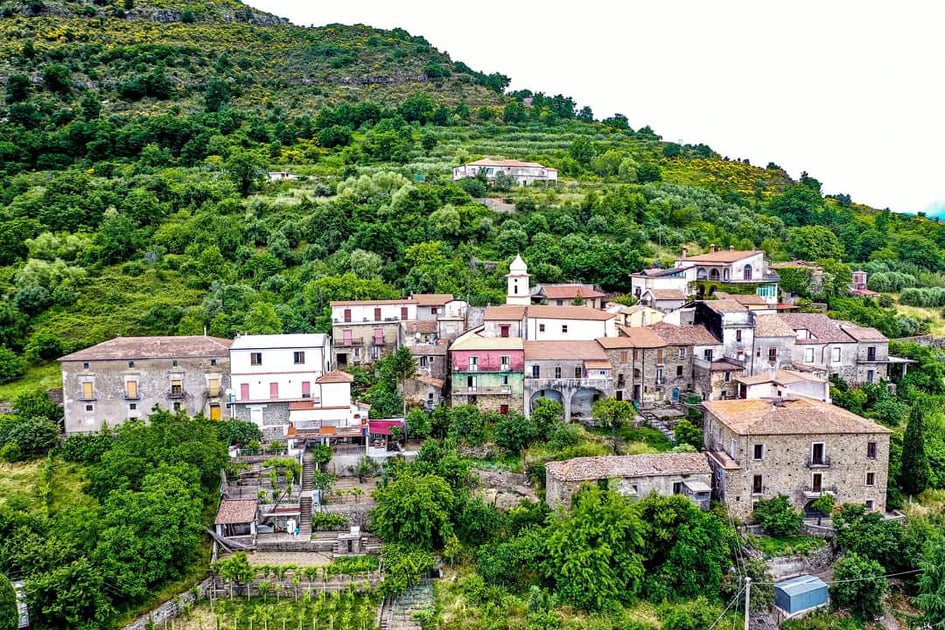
[506,254,531,306]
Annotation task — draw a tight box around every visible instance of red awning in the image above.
[369,419,405,435]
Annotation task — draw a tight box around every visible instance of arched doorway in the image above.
[743,264,753,280]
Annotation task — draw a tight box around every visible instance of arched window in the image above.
[697,268,707,280]
[743,264,753,280]
[709,268,720,281]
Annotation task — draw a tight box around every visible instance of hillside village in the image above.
[1,1,945,628]
[50,248,920,628]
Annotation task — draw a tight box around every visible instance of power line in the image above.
[708,584,744,630]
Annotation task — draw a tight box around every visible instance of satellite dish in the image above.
[225,388,233,396]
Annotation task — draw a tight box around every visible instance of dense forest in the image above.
[1,0,945,628]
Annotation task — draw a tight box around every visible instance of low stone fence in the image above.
[767,545,835,579]
[121,578,214,630]
[121,571,382,629]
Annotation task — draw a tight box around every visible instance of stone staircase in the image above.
[380,581,433,630]
[299,448,315,537]
[640,410,675,443]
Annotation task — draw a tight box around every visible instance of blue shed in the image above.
[774,575,828,617]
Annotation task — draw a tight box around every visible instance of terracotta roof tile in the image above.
[60,336,232,362]
[617,327,667,349]
[536,284,606,300]
[484,305,527,320]
[650,323,719,346]
[316,370,354,384]
[546,453,710,482]
[215,499,258,525]
[413,293,454,306]
[703,398,891,435]
[754,314,797,338]
[840,324,887,342]
[646,289,687,300]
[524,340,609,361]
[777,314,856,344]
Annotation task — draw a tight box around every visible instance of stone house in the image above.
[524,340,613,421]
[750,314,798,375]
[630,266,692,300]
[230,334,332,436]
[677,246,780,304]
[702,398,892,520]
[545,453,713,510]
[778,314,890,384]
[60,336,231,434]
[600,327,667,405]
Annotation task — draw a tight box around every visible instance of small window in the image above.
[501,375,509,386]
[865,499,875,510]
[125,380,138,399]
[419,356,428,367]
[753,444,764,460]
[768,347,777,362]
[294,351,305,365]
[555,366,562,379]
[211,358,217,366]
[208,378,220,398]
[171,379,183,395]
[752,475,763,495]
[500,325,510,338]
[678,347,687,359]
[539,323,546,333]
[129,403,137,410]
[574,366,583,378]
[724,371,732,382]
[85,404,94,412]
[805,348,814,363]
[561,324,568,334]
[172,359,179,367]
[251,352,262,366]
[83,362,90,369]
[173,402,181,411]
[736,329,742,343]
[532,365,541,378]
[656,349,663,363]
[832,347,841,363]
[468,356,479,371]
[867,442,877,459]
[620,351,628,362]
[128,360,135,368]
[866,472,875,487]
[676,365,683,378]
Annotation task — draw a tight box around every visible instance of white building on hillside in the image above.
[452,158,558,186]
[229,334,332,436]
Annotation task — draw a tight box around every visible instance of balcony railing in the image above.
[455,386,512,395]
[751,486,767,496]
[124,392,140,400]
[168,390,185,399]
[803,485,838,497]
[807,456,832,468]
[526,377,613,391]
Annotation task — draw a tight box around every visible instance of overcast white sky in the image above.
[245,0,945,215]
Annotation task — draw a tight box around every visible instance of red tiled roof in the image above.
[215,499,258,525]
[680,249,759,264]
[546,453,710,482]
[316,370,355,384]
[484,305,527,320]
[524,340,609,361]
[651,323,719,346]
[537,284,606,300]
[413,293,454,306]
[528,305,615,321]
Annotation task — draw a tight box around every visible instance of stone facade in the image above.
[546,454,712,510]
[60,336,231,434]
[332,320,402,367]
[703,398,891,521]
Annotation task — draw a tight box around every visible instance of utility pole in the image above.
[744,576,751,630]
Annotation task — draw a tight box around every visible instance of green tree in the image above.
[531,398,564,434]
[544,486,645,612]
[216,420,263,447]
[752,495,803,536]
[673,419,703,450]
[901,406,931,496]
[660,597,723,630]
[405,408,432,440]
[0,347,24,384]
[447,405,486,445]
[493,412,539,454]
[224,148,267,197]
[916,538,945,628]
[0,574,15,630]
[24,558,113,629]
[830,552,888,621]
[371,473,454,550]
[787,226,845,261]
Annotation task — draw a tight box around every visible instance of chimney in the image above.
[681,247,687,259]
[730,245,735,251]
[709,244,716,253]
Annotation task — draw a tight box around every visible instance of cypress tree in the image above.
[901,406,931,496]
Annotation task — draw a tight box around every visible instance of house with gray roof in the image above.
[546,453,712,510]
[60,336,232,434]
